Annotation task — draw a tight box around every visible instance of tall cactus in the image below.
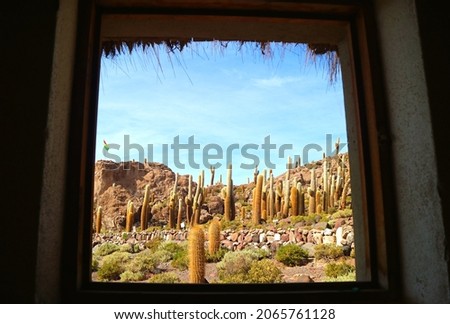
[224,165,235,221]
[282,157,291,218]
[340,178,351,210]
[141,184,150,231]
[95,206,102,234]
[275,180,282,216]
[335,137,340,155]
[290,185,299,216]
[330,175,336,208]
[185,174,193,225]
[168,173,178,229]
[252,174,264,225]
[188,226,206,284]
[253,165,259,184]
[316,190,323,214]
[192,173,204,226]
[125,200,134,232]
[210,166,215,186]
[208,218,221,255]
[268,171,275,221]
[261,169,267,220]
[297,182,305,215]
[176,198,183,230]
[308,168,316,215]
[322,157,329,213]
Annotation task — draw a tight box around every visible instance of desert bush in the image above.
[119,243,140,253]
[217,249,266,283]
[144,237,164,251]
[125,250,158,276]
[331,209,353,219]
[91,254,101,272]
[171,246,189,270]
[324,261,355,278]
[275,244,309,266]
[314,244,344,261]
[248,259,283,283]
[97,252,132,281]
[206,247,227,263]
[220,219,242,231]
[148,272,181,283]
[93,242,119,256]
[151,249,173,264]
[120,270,145,282]
[324,271,356,282]
[160,241,185,256]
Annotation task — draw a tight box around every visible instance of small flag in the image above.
[103,139,110,151]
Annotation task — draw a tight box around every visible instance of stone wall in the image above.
[93,223,354,256]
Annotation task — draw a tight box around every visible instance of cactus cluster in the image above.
[246,153,351,222]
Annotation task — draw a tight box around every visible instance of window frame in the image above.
[62,0,400,303]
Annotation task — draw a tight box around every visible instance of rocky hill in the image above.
[93,153,350,231]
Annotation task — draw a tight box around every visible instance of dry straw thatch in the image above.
[101,39,340,84]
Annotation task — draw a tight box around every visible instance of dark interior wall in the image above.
[415,0,450,286]
[0,0,449,303]
[0,1,58,302]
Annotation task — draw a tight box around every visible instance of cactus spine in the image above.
[252,174,264,225]
[125,200,134,232]
[141,184,150,231]
[95,206,102,234]
[188,226,206,283]
[224,165,235,221]
[208,218,221,255]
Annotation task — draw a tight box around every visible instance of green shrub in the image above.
[324,261,355,278]
[148,272,181,283]
[120,270,145,282]
[248,259,283,283]
[119,243,140,253]
[151,249,173,264]
[220,219,242,231]
[93,242,119,256]
[125,250,158,276]
[171,249,189,270]
[217,249,265,283]
[160,241,185,256]
[331,209,353,219]
[275,244,309,266]
[206,247,227,263]
[314,244,344,261]
[324,271,356,282]
[97,252,131,281]
[145,237,164,251]
[91,254,101,272]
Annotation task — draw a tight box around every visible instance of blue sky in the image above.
[96,41,347,185]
